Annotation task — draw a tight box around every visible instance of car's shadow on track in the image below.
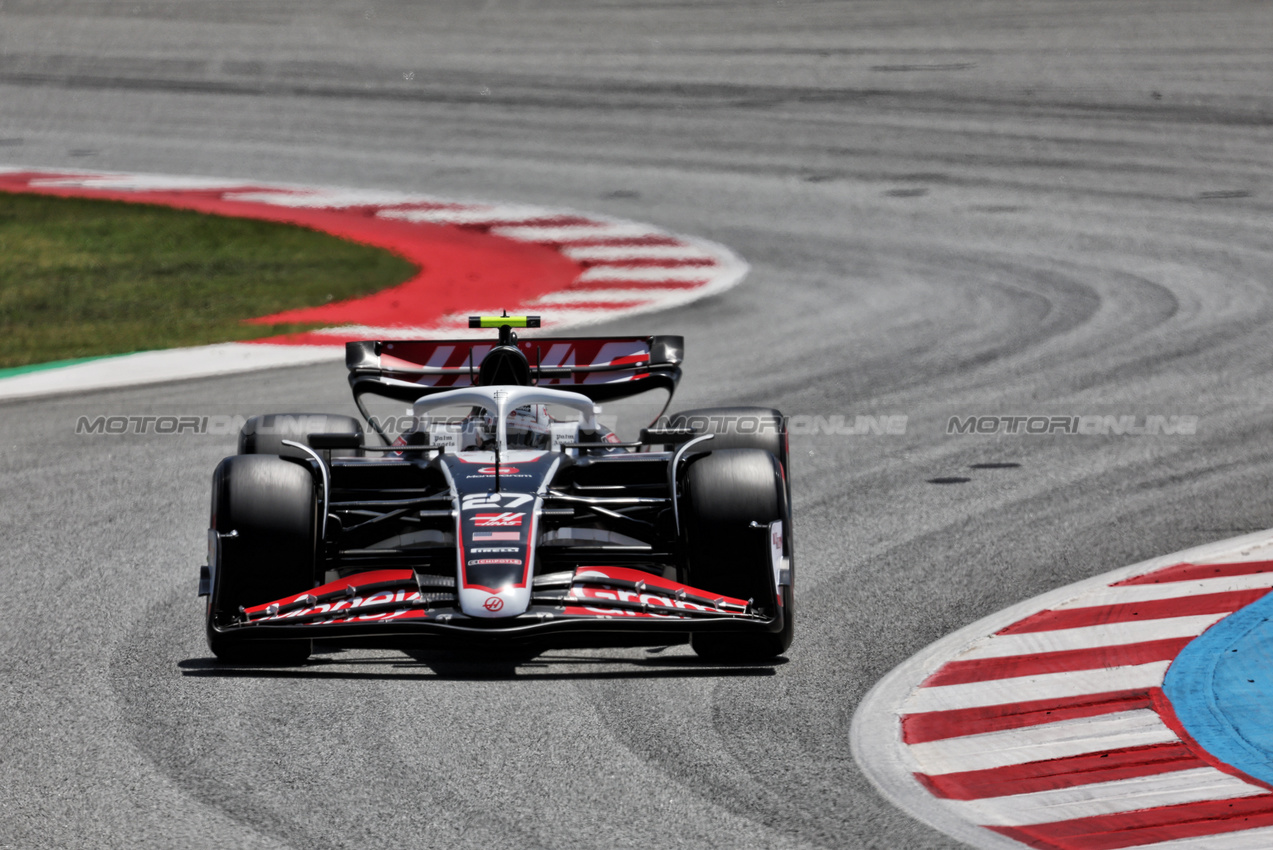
[177,644,786,680]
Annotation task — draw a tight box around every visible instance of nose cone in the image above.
[460,586,531,618]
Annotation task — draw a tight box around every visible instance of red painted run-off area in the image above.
[0,170,581,345]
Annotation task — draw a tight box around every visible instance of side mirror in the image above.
[640,426,699,445]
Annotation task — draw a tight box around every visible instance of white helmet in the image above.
[474,404,553,451]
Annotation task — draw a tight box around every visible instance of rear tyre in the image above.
[682,449,792,661]
[238,412,364,459]
[206,455,317,664]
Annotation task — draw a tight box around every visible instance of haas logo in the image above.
[483,596,505,612]
[474,512,524,527]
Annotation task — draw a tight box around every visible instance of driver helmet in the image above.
[474,404,553,451]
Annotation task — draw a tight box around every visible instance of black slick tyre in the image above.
[206,455,317,664]
[667,406,786,459]
[667,405,793,557]
[682,448,792,661]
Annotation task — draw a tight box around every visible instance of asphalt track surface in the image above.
[2,2,1273,848]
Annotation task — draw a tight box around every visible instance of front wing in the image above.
[212,566,783,643]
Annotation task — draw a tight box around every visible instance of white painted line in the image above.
[949,768,1266,827]
[507,307,664,329]
[378,205,551,225]
[29,175,240,191]
[299,324,477,339]
[224,189,437,208]
[0,343,340,401]
[901,662,1173,714]
[1138,824,1273,849]
[1047,572,1273,609]
[954,614,1228,660]
[528,290,662,305]
[1194,542,1273,565]
[490,223,665,242]
[561,244,714,262]
[909,710,1178,775]
[576,265,716,283]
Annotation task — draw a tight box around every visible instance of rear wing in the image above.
[346,334,684,412]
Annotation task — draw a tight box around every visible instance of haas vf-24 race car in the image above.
[201,316,794,663]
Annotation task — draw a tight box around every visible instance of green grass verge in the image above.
[0,192,417,369]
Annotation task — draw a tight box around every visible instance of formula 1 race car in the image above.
[200,315,793,664]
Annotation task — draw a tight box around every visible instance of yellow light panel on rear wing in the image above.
[469,315,541,329]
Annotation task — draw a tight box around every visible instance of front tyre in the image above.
[667,406,786,458]
[238,412,364,459]
[682,449,793,661]
[666,405,794,570]
[206,455,317,664]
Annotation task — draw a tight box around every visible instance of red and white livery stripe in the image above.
[853,530,1273,850]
